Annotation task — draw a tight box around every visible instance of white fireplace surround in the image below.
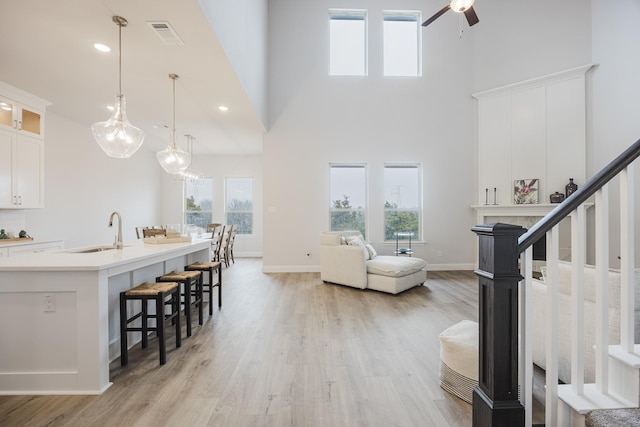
[472,203,560,226]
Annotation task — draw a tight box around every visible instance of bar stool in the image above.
[156,270,203,337]
[185,261,222,315]
[119,281,181,366]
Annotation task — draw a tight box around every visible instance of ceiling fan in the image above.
[422,0,479,28]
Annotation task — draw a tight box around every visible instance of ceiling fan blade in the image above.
[464,6,479,26]
[422,5,451,27]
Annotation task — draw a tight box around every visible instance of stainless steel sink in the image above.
[67,245,118,253]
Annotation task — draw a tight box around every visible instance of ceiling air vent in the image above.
[147,21,184,46]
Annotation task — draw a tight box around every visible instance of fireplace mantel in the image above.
[472,204,559,218]
[471,203,594,225]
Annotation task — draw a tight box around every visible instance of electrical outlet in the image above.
[44,294,56,312]
[437,249,443,257]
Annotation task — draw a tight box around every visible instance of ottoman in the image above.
[439,320,479,403]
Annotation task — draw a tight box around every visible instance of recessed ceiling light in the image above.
[218,105,229,112]
[94,43,111,52]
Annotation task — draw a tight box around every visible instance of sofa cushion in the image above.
[346,235,369,261]
[542,261,632,308]
[365,243,377,259]
[320,231,362,246]
[366,256,426,278]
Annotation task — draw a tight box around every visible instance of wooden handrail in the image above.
[518,138,640,253]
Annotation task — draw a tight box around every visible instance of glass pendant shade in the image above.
[157,73,191,175]
[91,95,144,158]
[92,16,144,158]
[156,145,191,175]
[171,135,201,181]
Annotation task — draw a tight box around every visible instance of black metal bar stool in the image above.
[119,281,181,366]
[185,261,222,315]
[156,270,203,337]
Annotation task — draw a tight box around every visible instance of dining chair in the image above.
[206,223,221,233]
[142,228,167,238]
[136,226,166,239]
[225,224,238,266]
[210,224,224,262]
[218,226,230,266]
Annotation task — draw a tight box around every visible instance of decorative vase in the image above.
[550,192,565,203]
[565,178,578,198]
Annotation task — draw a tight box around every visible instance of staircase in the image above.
[473,138,640,427]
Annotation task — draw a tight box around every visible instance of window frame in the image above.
[382,10,422,77]
[328,9,368,77]
[184,177,214,233]
[329,163,368,238]
[224,177,254,236]
[383,163,422,242]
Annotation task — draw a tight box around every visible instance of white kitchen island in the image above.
[0,238,210,395]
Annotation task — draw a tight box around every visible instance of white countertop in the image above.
[0,238,64,248]
[0,238,211,272]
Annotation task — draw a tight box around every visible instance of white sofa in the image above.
[320,231,427,294]
[531,261,640,384]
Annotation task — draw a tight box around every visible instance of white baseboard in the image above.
[234,252,263,258]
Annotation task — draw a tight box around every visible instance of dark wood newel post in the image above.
[471,223,526,427]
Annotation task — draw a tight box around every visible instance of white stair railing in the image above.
[484,140,640,426]
[515,163,638,427]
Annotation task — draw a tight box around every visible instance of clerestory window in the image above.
[329,10,367,76]
[383,11,422,77]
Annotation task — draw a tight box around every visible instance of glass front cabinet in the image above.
[0,82,49,209]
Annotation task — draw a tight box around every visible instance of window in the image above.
[185,178,213,231]
[384,164,421,240]
[329,10,367,76]
[225,177,253,235]
[383,11,421,77]
[330,164,367,237]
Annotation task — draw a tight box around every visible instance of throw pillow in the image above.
[365,243,377,259]
[346,236,370,261]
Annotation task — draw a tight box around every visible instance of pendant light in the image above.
[91,16,145,158]
[172,135,202,181]
[156,74,191,174]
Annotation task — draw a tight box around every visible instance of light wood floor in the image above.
[0,259,481,426]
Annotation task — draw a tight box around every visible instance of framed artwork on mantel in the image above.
[514,179,539,204]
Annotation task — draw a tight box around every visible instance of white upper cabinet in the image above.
[0,81,50,209]
[0,95,45,139]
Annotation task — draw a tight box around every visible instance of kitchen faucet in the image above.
[108,211,123,249]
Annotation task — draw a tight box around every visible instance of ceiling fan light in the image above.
[91,95,144,158]
[450,0,474,12]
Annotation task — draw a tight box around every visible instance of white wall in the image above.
[590,0,640,266]
[160,154,264,257]
[198,0,268,127]
[471,0,592,93]
[471,0,640,266]
[264,0,477,271]
[21,113,163,248]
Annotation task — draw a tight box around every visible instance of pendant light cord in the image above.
[170,74,179,149]
[118,21,122,96]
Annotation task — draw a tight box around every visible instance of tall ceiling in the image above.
[0,0,266,156]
